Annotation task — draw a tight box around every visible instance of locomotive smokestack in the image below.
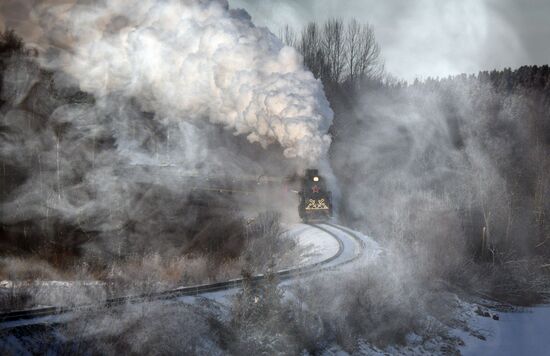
[305,169,319,179]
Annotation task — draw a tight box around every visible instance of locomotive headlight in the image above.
[313,176,319,182]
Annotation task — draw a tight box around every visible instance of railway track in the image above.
[0,223,366,329]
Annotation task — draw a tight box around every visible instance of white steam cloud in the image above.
[35,0,332,162]
[0,0,333,257]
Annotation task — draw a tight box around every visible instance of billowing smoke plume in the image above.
[0,0,333,258]
[35,0,332,161]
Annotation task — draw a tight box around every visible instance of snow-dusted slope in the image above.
[283,223,341,266]
[460,305,550,356]
[177,223,378,304]
[1,223,377,329]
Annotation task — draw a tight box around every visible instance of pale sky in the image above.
[229,0,550,81]
[1,0,548,82]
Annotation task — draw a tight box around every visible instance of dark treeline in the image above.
[285,18,550,303]
[417,65,550,93]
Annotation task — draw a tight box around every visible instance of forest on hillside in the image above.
[283,18,550,304]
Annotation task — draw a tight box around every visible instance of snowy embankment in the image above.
[0,280,107,310]
[181,223,371,305]
[289,225,550,355]
[283,222,382,266]
[282,223,341,267]
[0,223,346,312]
[459,305,550,356]
[0,281,103,289]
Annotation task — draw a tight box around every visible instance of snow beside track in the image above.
[1,223,369,329]
[283,223,341,266]
[0,280,104,288]
[460,305,550,356]
[320,223,383,264]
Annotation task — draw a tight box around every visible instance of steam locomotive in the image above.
[298,169,333,222]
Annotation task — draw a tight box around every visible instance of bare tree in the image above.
[322,18,346,85]
[355,21,383,82]
[279,18,383,88]
[298,22,325,81]
[345,19,362,84]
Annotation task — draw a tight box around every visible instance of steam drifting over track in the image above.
[0,223,375,330]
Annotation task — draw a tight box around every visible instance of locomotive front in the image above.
[298,169,332,222]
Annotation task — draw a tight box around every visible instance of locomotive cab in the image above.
[299,169,332,222]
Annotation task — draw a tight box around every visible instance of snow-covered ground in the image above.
[460,305,550,356]
[322,223,382,262]
[9,224,550,355]
[0,280,108,311]
[283,223,341,266]
[181,223,370,306]
[0,224,342,313]
[0,280,104,289]
[0,223,362,329]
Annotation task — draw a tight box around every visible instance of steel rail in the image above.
[0,223,364,327]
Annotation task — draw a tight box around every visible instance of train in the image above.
[298,169,333,222]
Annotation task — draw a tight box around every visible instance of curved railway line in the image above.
[0,223,367,329]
